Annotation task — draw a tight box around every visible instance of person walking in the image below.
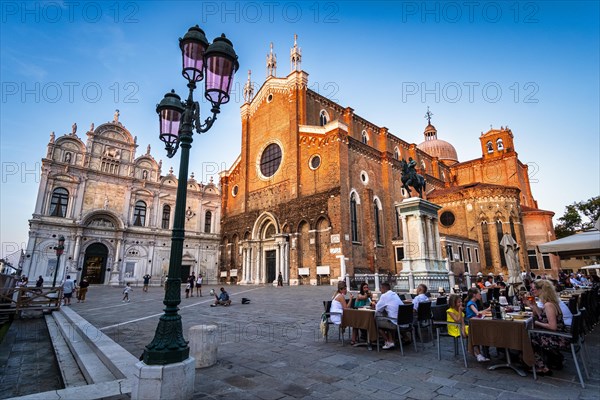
[196,274,203,297]
[35,276,44,293]
[277,272,283,287]
[62,275,76,306]
[122,283,132,302]
[142,274,151,292]
[77,277,90,303]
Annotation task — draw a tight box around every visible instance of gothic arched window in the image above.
[49,187,69,217]
[161,205,171,229]
[204,211,212,233]
[319,109,329,126]
[361,130,368,144]
[350,192,360,242]
[133,201,147,226]
[394,147,400,160]
[374,198,383,245]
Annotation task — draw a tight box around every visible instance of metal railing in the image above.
[0,287,63,317]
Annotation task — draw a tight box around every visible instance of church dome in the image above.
[417,123,459,164]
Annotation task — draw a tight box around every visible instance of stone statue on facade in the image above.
[72,123,77,135]
[50,131,55,143]
[400,157,426,198]
[90,122,94,132]
[114,109,120,122]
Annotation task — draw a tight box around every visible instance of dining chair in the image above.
[528,312,589,388]
[375,304,417,355]
[322,301,347,344]
[431,304,468,368]
[398,293,406,301]
[416,301,433,345]
[435,296,448,306]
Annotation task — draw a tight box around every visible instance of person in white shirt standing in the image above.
[62,275,76,306]
[375,282,402,349]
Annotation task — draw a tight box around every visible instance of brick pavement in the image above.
[2,284,600,399]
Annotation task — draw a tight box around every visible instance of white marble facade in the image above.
[23,115,221,285]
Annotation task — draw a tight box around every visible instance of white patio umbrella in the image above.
[500,234,522,296]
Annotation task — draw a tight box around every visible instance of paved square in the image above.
[19,284,600,398]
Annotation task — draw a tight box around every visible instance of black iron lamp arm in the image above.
[191,101,220,134]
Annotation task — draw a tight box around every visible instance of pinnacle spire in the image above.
[290,34,301,72]
[243,70,255,103]
[266,42,277,78]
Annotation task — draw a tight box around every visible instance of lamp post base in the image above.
[132,357,195,400]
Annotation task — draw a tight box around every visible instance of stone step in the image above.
[59,306,138,379]
[44,314,87,387]
[4,378,131,400]
[52,311,117,384]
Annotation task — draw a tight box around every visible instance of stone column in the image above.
[426,216,434,260]
[282,241,289,282]
[418,214,427,260]
[34,168,49,215]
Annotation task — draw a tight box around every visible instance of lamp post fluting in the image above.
[143,25,238,366]
[52,235,65,288]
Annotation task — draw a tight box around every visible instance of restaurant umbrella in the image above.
[500,234,522,297]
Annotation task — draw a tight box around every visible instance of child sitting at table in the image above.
[446,294,467,338]
[465,288,490,362]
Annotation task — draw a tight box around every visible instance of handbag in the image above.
[319,312,329,338]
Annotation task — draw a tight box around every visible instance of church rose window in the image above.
[440,211,455,227]
[309,155,321,170]
[260,143,282,177]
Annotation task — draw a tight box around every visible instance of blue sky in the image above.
[1,1,599,258]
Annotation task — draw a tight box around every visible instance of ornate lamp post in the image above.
[52,235,65,288]
[143,25,239,366]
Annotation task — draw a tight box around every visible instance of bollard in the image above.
[188,325,218,368]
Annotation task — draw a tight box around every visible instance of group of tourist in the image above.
[184,273,204,298]
[328,272,598,376]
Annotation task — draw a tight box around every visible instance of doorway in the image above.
[265,250,276,283]
[181,265,191,282]
[82,243,109,284]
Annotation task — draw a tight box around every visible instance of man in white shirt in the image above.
[62,275,77,306]
[375,282,402,349]
[411,284,429,312]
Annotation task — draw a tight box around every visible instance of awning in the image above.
[537,230,600,255]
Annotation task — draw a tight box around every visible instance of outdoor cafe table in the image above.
[468,316,534,376]
[341,308,378,350]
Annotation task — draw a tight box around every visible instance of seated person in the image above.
[412,284,429,312]
[525,279,570,375]
[484,275,496,288]
[465,288,490,362]
[351,282,372,345]
[330,281,353,325]
[446,294,467,338]
[476,277,486,290]
[354,282,372,308]
[375,282,402,349]
[211,287,232,306]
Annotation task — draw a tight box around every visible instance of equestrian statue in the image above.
[400,157,426,198]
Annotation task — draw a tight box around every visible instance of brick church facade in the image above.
[219,38,558,285]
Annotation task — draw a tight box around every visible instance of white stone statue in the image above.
[72,123,77,135]
[49,131,55,143]
[114,109,120,122]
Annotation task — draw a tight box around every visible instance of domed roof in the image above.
[417,138,458,164]
[417,123,458,164]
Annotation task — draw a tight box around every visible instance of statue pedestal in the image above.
[394,197,451,292]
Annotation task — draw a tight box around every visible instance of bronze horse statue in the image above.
[400,158,426,198]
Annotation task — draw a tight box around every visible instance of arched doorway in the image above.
[82,243,109,284]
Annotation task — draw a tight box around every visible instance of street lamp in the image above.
[52,235,65,288]
[143,25,239,366]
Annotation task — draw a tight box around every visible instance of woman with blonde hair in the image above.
[330,281,353,326]
[524,279,569,376]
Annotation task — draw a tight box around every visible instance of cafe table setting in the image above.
[341,306,378,350]
[468,305,535,377]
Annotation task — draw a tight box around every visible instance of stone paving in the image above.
[2,283,600,399]
[0,317,62,398]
